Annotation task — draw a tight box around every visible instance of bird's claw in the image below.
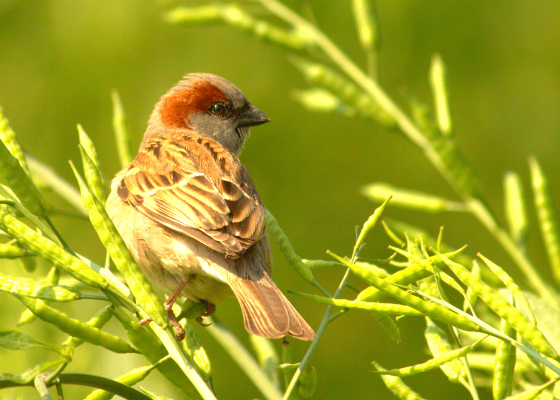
[196,316,212,327]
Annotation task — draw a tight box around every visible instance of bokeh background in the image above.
[1,1,560,399]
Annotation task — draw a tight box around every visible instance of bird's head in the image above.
[145,73,270,154]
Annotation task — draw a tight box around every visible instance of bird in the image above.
[106,73,315,341]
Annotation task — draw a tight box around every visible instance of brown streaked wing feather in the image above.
[119,136,266,257]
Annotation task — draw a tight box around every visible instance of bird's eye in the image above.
[210,102,226,115]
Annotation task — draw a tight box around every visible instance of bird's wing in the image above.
[115,135,266,257]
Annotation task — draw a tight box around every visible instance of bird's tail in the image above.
[228,274,315,340]
[227,243,315,341]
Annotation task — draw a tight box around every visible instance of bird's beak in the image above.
[237,104,270,127]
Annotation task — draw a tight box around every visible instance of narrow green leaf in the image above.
[0,359,65,384]
[0,329,65,355]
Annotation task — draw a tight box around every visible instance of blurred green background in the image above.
[1,1,560,399]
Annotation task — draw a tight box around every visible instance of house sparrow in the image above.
[106,73,315,341]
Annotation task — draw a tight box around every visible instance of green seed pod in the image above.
[356,261,389,278]
[374,364,428,400]
[265,209,315,284]
[301,259,341,269]
[78,129,107,203]
[504,171,527,246]
[62,307,113,348]
[17,266,59,326]
[463,260,480,311]
[71,162,166,327]
[0,107,30,174]
[357,263,431,303]
[292,88,353,116]
[425,317,466,383]
[79,145,107,204]
[429,54,452,136]
[0,137,46,216]
[362,183,466,213]
[437,252,557,358]
[291,291,422,316]
[111,91,133,168]
[0,243,32,259]
[291,57,397,128]
[354,197,390,256]
[0,107,30,175]
[493,295,517,400]
[15,296,136,354]
[84,358,166,400]
[0,212,107,289]
[164,5,221,23]
[530,156,560,285]
[220,4,314,51]
[372,338,482,377]
[330,251,478,331]
[0,272,80,302]
[351,0,381,53]
[177,319,212,380]
[298,363,317,398]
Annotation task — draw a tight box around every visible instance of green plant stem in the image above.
[257,0,554,302]
[282,268,352,400]
[205,318,283,400]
